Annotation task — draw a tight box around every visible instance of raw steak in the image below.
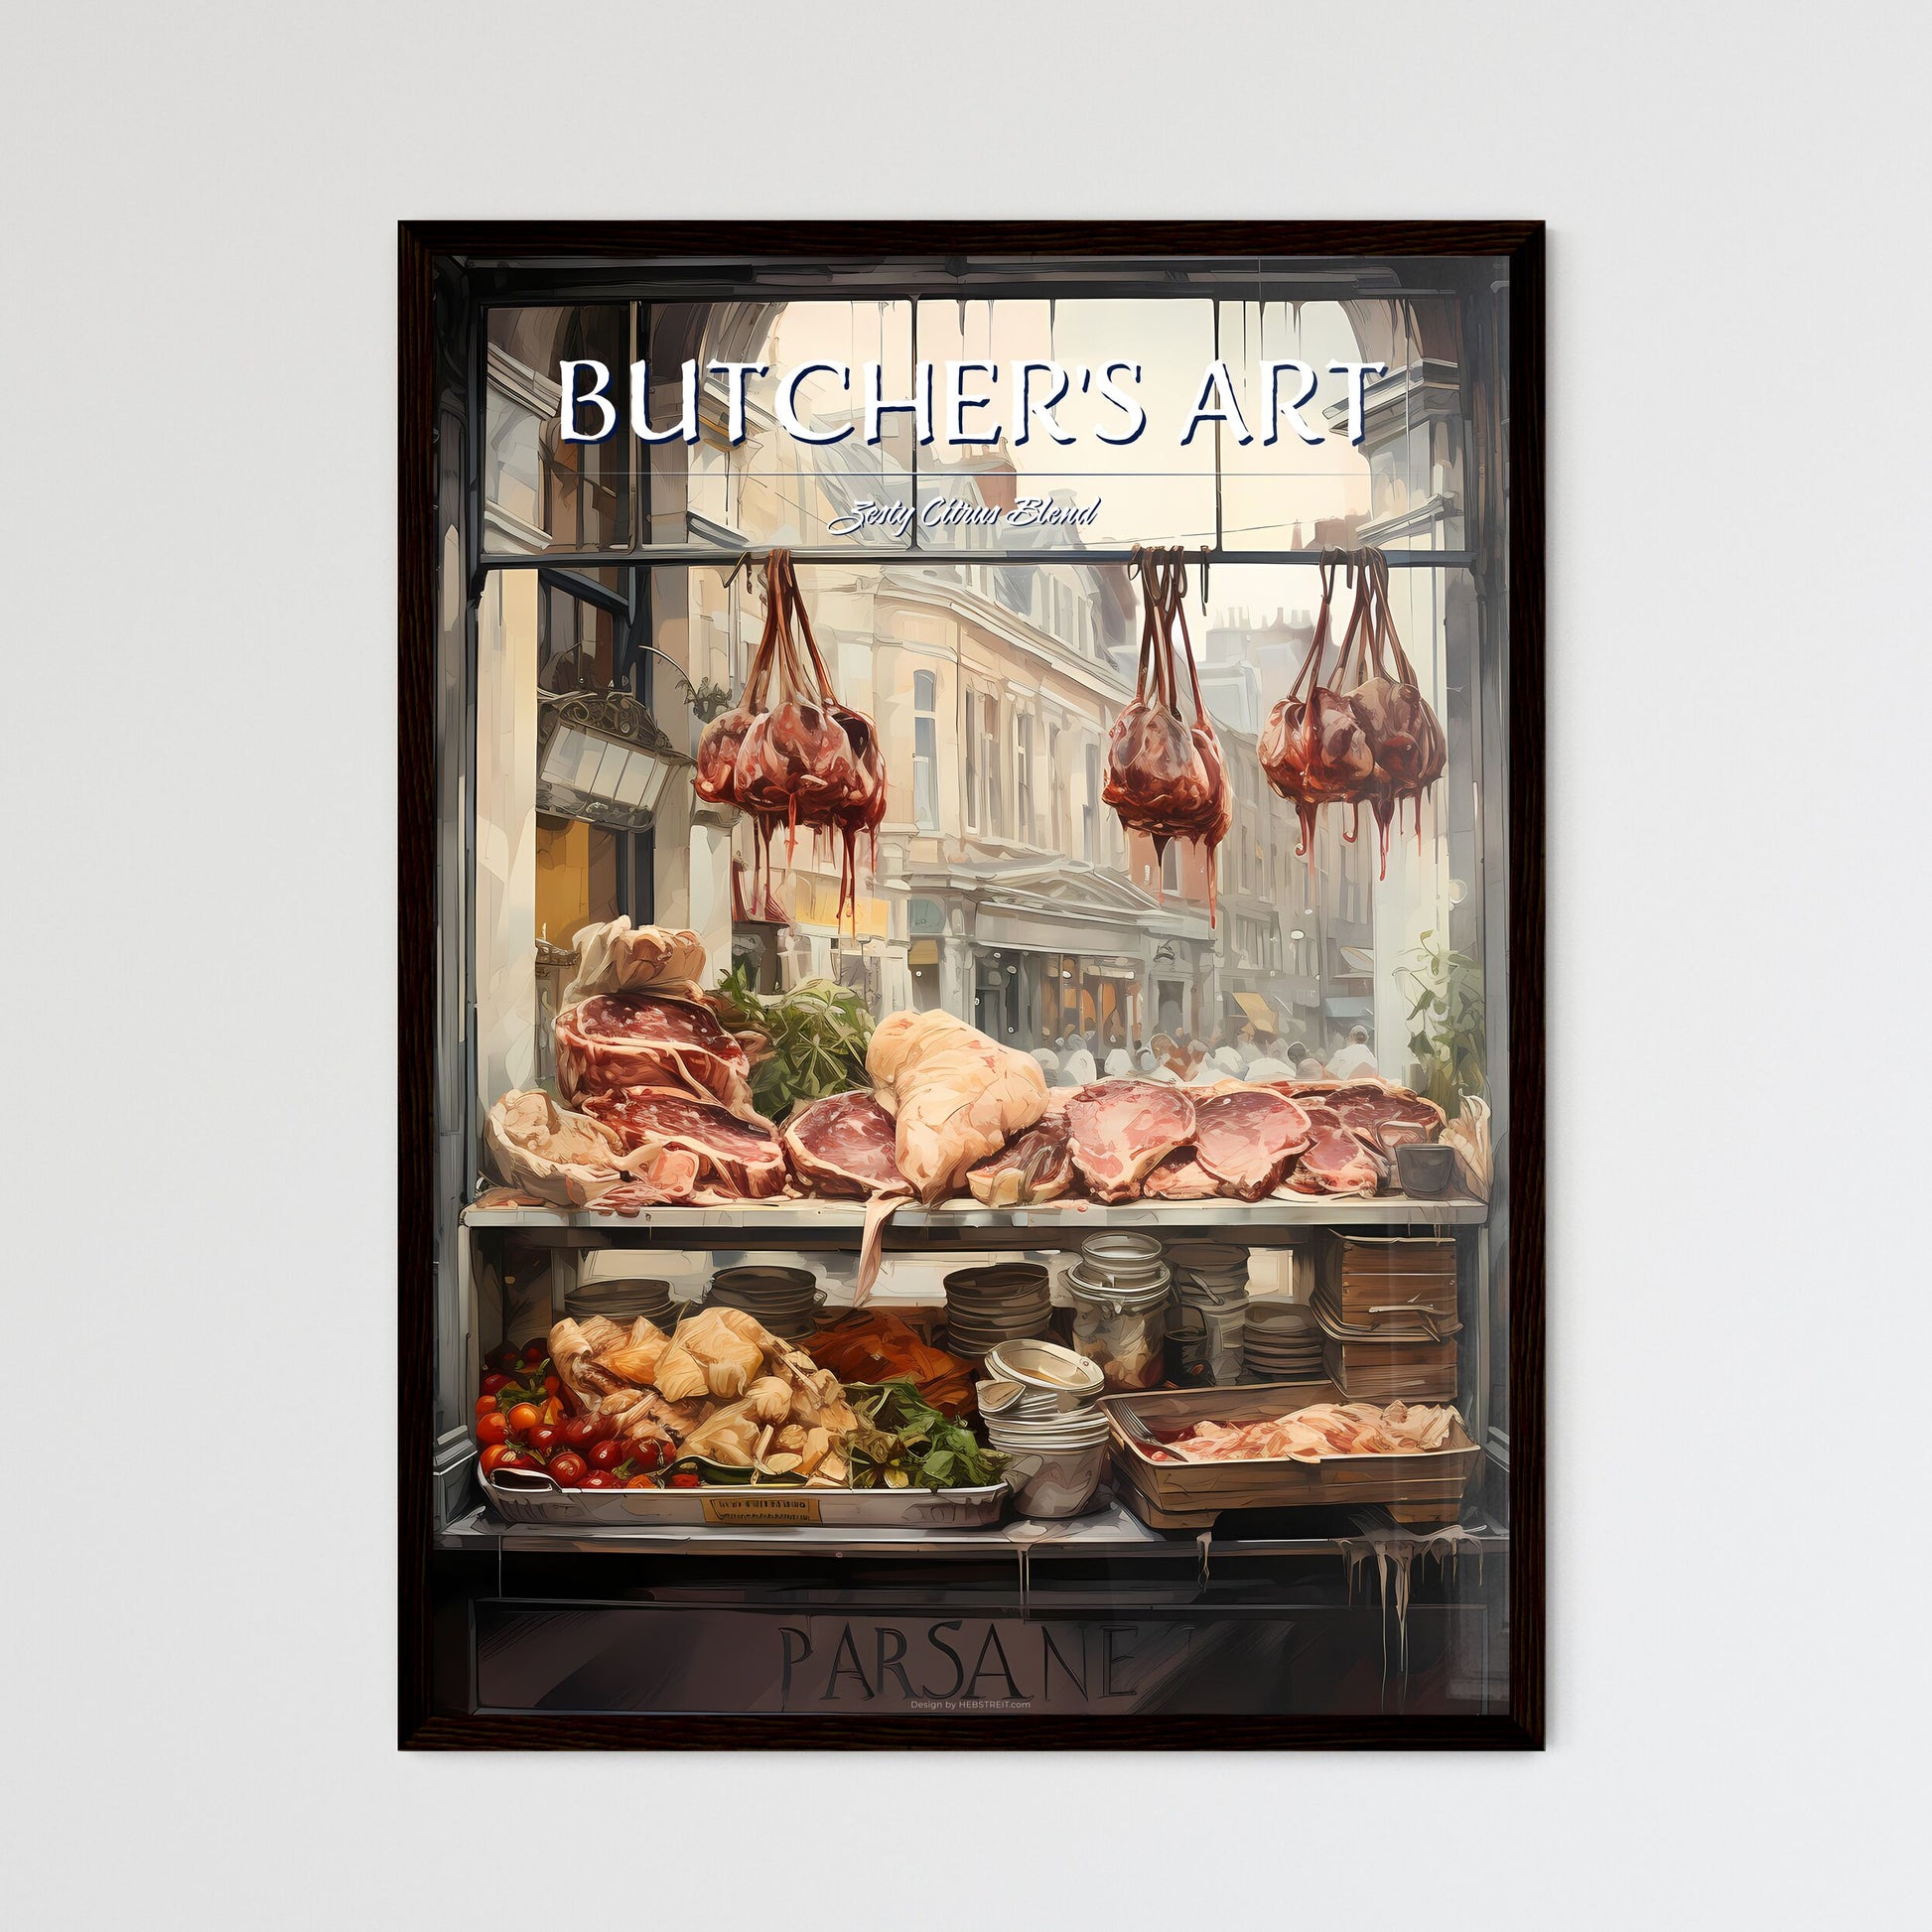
[782,1091,906,1197]
[556,991,755,1117]
[586,1149,704,1213]
[967,1110,1076,1206]
[1287,1080,1444,1160]
[1064,1080,1197,1202]
[1286,1105,1385,1199]
[578,1087,787,1198]
[1141,1148,1225,1200]
[1191,1085,1313,1199]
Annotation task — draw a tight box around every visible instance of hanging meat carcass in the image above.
[692,550,885,926]
[1104,548,1231,922]
[1260,551,1375,870]
[1341,549,1447,872]
[1260,547,1446,879]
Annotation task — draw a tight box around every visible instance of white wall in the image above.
[2,4,1925,1929]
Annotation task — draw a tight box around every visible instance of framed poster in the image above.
[398,220,1544,1747]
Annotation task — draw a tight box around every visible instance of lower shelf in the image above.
[440,1497,1505,1563]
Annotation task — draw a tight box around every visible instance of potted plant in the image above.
[1399,930,1485,1114]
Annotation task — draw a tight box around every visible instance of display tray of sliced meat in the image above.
[577,1086,788,1198]
[1063,1079,1198,1202]
[555,991,756,1117]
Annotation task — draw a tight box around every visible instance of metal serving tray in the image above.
[1101,1379,1479,1531]
[480,1465,1010,1530]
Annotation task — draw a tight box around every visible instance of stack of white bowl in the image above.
[942,1263,1053,1359]
[564,1274,678,1329]
[1165,1241,1252,1386]
[705,1264,823,1341]
[977,1338,1111,1518]
[1065,1232,1173,1391]
[1242,1297,1324,1381]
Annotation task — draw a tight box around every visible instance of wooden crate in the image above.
[1318,1232,1460,1328]
[1102,1380,1479,1530]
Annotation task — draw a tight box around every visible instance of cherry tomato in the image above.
[506,1403,541,1436]
[526,1425,563,1455]
[485,1343,519,1374]
[590,1411,620,1442]
[480,1372,512,1398]
[624,1472,657,1488]
[668,1469,701,1489]
[628,1441,661,1470]
[477,1412,511,1446]
[542,1375,562,1397]
[586,1439,624,1471]
[479,1444,519,1474]
[547,1451,588,1488]
[521,1340,546,1366]
[561,1417,597,1449]
[475,1394,497,1417]
[579,1471,616,1490]
[495,1447,537,1470]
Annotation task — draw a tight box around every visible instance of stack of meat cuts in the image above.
[1259,547,1446,878]
[1056,1075,1446,1204]
[1104,548,1231,922]
[551,919,788,1209]
[693,549,886,927]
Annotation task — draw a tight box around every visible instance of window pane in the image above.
[485,306,631,552]
[680,301,916,551]
[911,298,1218,551]
[1217,295,1468,555]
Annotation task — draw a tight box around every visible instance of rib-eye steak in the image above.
[1190,1085,1313,1199]
[555,992,755,1117]
[1141,1148,1225,1199]
[1064,1080,1198,1201]
[578,1087,787,1198]
[782,1091,905,1197]
[1285,1080,1445,1160]
[1286,1104,1385,1198]
[967,1109,1076,1206]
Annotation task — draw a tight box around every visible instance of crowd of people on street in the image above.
[1026,1021,1382,1089]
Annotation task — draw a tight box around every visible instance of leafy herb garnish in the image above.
[839,1378,1008,1491]
[713,966,875,1120]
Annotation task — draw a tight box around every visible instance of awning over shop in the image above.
[1324,995,1375,1020]
[1232,991,1281,1035]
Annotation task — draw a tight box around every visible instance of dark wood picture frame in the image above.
[399,219,1545,1749]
